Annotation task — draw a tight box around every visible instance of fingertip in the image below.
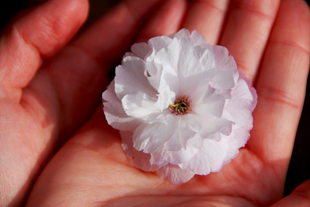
[137,0,188,43]
[0,0,90,88]
[272,0,310,51]
[15,0,89,58]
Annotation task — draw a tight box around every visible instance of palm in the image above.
[1,0,309,206]
[26,116,280,206]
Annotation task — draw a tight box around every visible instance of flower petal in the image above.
[133,114,201,153]
[192,86,226,118]
[120,131,160,171]
[133,115,178,153]
[115,56,157,100]
[156,164,195,185]
[179,138,228,175]
[122,92,170,123]
[102,80,141,132]
[199,116,233,140]
[148,36,173,53]
[150,144,199,167]
[102,29,258,185]
[222,75,256,128]
[164,114,202,151]
[189,30,211,48]
[171,28,191,40]
[131,42,152,60]
[154,65,179,110]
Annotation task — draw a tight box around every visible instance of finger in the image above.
[270,180,310,207]
[183,0,230,45]
[26,0,166,141]
[0,1,89,206]
[248,0,310,178]
[219,0,280,82]
[71,0,165,67]
[136,0,188,43]
[0,0,88,90]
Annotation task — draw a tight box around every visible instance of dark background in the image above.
[0,0,309,197]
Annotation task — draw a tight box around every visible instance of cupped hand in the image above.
[0,0,309,206]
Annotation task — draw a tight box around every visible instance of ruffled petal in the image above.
[177,39,201,80]
[199,116,233,140]
[133,115,178,153]
[171,28,191,40]
[153,65,179,110]
[148,36,173,53]
[189,30,212,48]
[150,144,199,167]
[179,137,228,175]
[222,127,250,164]
[120,131,160,171]
[122,92,167,123]
[156,164,195,185]
[222,75,256,128]
[133,114,201,153]
[115,56,157,100]
[212,45,239,81]
[102,80,141,132]
[164,114,202,151]
[192,86,226,118]
[131,42,152,60]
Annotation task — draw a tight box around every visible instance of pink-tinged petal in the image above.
[123,52,136,59]
[189,76,215,104]
[156,164,195,185]
[131,42,152,60]
[177,39,201,79]
[178,70,211,98]
[171,28,191,40]
[192,86,226,118]
[133,115,178,153]
[133,114,201,153]
[187,134,204,149]
[209,70,237,91]
[198,48,215,67]
[199,116,233,140]
[164,114,202,151]
[102,80,141,132]
[212,45,239,84]
[122,92,170,123]
[154,65,179,110]
[150,144,199,167]
[223,77,257,128]
[222,126,251,164]
[120,131,160,172]
[179,138,228,175]
[238,71,258,111]
[122,92,157,117]
[148,35,173,53]
[176,40,213,96]
[213,46,238,72]
[154,38,180,70]
[146,64,162,90]
[189,30,212,48]
[115,56,157,100]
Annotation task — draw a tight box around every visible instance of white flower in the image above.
[102,29,257,185]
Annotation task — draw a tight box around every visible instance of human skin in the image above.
[0,0,309,206]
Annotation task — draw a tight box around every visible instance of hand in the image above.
[1,0,309,206]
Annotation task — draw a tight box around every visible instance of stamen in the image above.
[169,96,191,115]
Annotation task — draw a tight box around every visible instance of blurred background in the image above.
[0,0,309,197]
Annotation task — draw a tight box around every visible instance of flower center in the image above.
[169,96,191,115]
